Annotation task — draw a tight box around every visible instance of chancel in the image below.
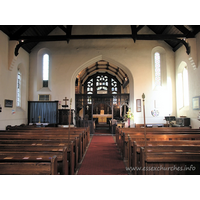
[1,25,200,177]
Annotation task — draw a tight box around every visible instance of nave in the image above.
[1,124,200,175]
[0,125,128,175]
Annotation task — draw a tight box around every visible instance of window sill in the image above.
[16,107,25,112]
[38,87,51,92]
[153,85,162,91]
[179,105,189,111]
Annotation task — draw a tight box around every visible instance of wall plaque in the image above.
[193,96,200,110]
[136,99,141,112]
[5,99,13,108]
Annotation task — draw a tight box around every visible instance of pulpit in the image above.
[58,109,74,125]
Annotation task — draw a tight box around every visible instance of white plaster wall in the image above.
[29,25,176,125]
[0,31,29,130]
[175,35,200,128]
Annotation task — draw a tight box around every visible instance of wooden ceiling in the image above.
[0,25,200,56]
[79,60,129,87]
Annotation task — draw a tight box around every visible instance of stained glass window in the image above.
[85,73,119,96]
[154,52,161,86]
[96,75,108,94]
[111,78,117,93]
[87,78,93,104]
[96,75,108,91]
[16,69,21,107]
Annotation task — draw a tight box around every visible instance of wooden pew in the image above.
[140,148,200,175]
[0,129,86,160]
[124,133,200,161]
[116,127,200,175]
[116,127,200,147]
[0,133,80,168]
[4,126,90,147]
[0,155,58,175]
[6,132,82,167]
[0,146,69,175]
[0,127,90,174]
[0,131,78,175]
[117,128,200,149]
[130,141,200,175]
[0,139,75,175]
[121,133,200,168]
[120,130,200,156]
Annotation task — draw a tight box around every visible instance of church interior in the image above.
[0,25,200,179]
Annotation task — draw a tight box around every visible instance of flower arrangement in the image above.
[124,108,134,121]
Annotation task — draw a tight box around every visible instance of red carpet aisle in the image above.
[77,135,128,175]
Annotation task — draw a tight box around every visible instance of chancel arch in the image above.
[72,56,134,126]
[71,55,134,112]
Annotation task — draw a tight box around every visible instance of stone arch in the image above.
[70,55,134,112]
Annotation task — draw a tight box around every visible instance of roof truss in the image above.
[0,25,199,56]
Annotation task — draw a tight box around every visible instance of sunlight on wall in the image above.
[167,77,173,115]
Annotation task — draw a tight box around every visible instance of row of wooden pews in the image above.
[0,126,90,175]
[115,127,200,175]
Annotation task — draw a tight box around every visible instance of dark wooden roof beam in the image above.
[13,34,193,56]
[12,25,32,37]
[32,26,42,36]
[58,25,67,33]
[10,33,193,41]
[160,25,173,34]
[58,25,73,43]
[136,25,145,32]
[174,25,195,37]
[131,25,137,42]
[173,43,183,52]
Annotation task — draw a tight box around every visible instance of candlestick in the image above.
[142,93,147,155]
[38,115,41,123]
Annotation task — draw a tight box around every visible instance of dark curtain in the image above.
[28,101,58,124]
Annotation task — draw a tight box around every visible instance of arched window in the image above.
[85,73,120,95]
[154,52,161,87]
[43,54,49,87]
[152,47,166,90]
[96,75,108,93]
[16,69,22,107]
[177,66,189,109]
[85,73,120,105]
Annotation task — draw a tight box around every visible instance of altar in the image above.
[93,113,112,124]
